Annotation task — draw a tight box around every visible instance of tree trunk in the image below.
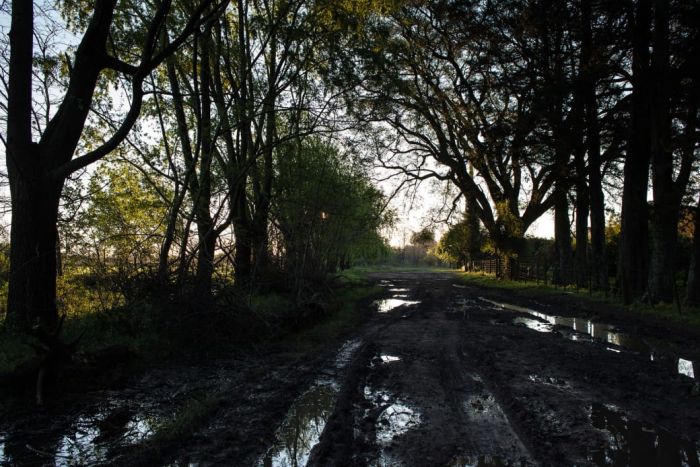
[7,177,62,331]
[580,0,608,291]
[233,182,252,285]
[618,0,652,304]
[194,28,217,296]
[686,195,700,307]
[574,156,589,289]
[554,185,573,285]
[647,0,680,304]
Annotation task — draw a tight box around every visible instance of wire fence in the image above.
[467,257,611,295]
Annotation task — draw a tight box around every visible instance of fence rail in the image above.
[468,257,549,282]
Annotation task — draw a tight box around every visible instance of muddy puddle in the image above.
[258,339,362,467]
[363,386,422,448]
[481,297,698,380]
[589,403,700,466]
[0,405,159,466]
[257,384,336,467]
[372,298,421,313]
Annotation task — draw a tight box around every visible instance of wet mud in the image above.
[2,271,700,466]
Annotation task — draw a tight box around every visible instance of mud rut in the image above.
[1,271,699,466]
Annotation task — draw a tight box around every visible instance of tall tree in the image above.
[618,0,652,304]
[646,0,698,303]
[3,0,221,330]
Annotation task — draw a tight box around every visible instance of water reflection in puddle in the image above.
[363,386,422,447]
[55,416,107,466]
[380,355,400,364]
[51,411,156,467]
[335,339,362,370]
[678,359,695,379]
[389,288,410,293]
[370,354,401,368]
[589,403,700,466]
[485,297,698,379]
[375,403,421,446]
[513,317,553,333]
[373,298,421,313]
[0,434,7,464]
[258,384,336,467]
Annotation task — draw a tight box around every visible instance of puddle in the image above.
[363,386,422,448]
[375,403,421,446]
[389,288,410,293]
[121,414,156,444]
[258,384,336,467]
[513,317,553,333]
[589,403,700,466]
[0,434,7,464]
[370,354,401,368]
[335,339,362,369]
[379,355,400,364]
[452,284,468,289]
[54,415,107,466]
[259,338,363,466]
[372,298,421,313]
[678,359,695,379]
[449,454,516,466]
[50,410,156,467]
[485,297,698,379]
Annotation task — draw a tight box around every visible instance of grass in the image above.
[284,285,382,351]
[335,264,452,285]
[0,274,384,376]
[0,332,29,374]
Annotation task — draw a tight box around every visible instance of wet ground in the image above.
[1,271,699,466]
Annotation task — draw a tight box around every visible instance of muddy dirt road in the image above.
[279,271,700,467]
[2,271,700,466]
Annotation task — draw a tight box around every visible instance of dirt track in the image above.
[2,271,700,466]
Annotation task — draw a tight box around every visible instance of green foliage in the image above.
[410,227,435,246]
[435,219,483,266]
[60,160,168,300]
[273,138,393,280]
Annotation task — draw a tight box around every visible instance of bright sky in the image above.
[384,186,555,247]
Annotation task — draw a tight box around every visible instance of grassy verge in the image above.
[284,285,382,351]
[0,280,383,376]
[455,270,700,328]
[334,264,452,286]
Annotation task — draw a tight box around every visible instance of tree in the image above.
[3,0,222,331]
[435,217,482,270]
[686,194,700,306]
[410,228,434,248]
[336,2,571,278]
[272,137,391,289]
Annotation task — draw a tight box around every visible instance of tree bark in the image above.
[686,195,700,307]
[7,177,63,330]
[581,0,608,291]
[554,186,573,285]
[647,0,688,304]
[618,0,652,304]
[574,146,589,289]
[194,28,217,296]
